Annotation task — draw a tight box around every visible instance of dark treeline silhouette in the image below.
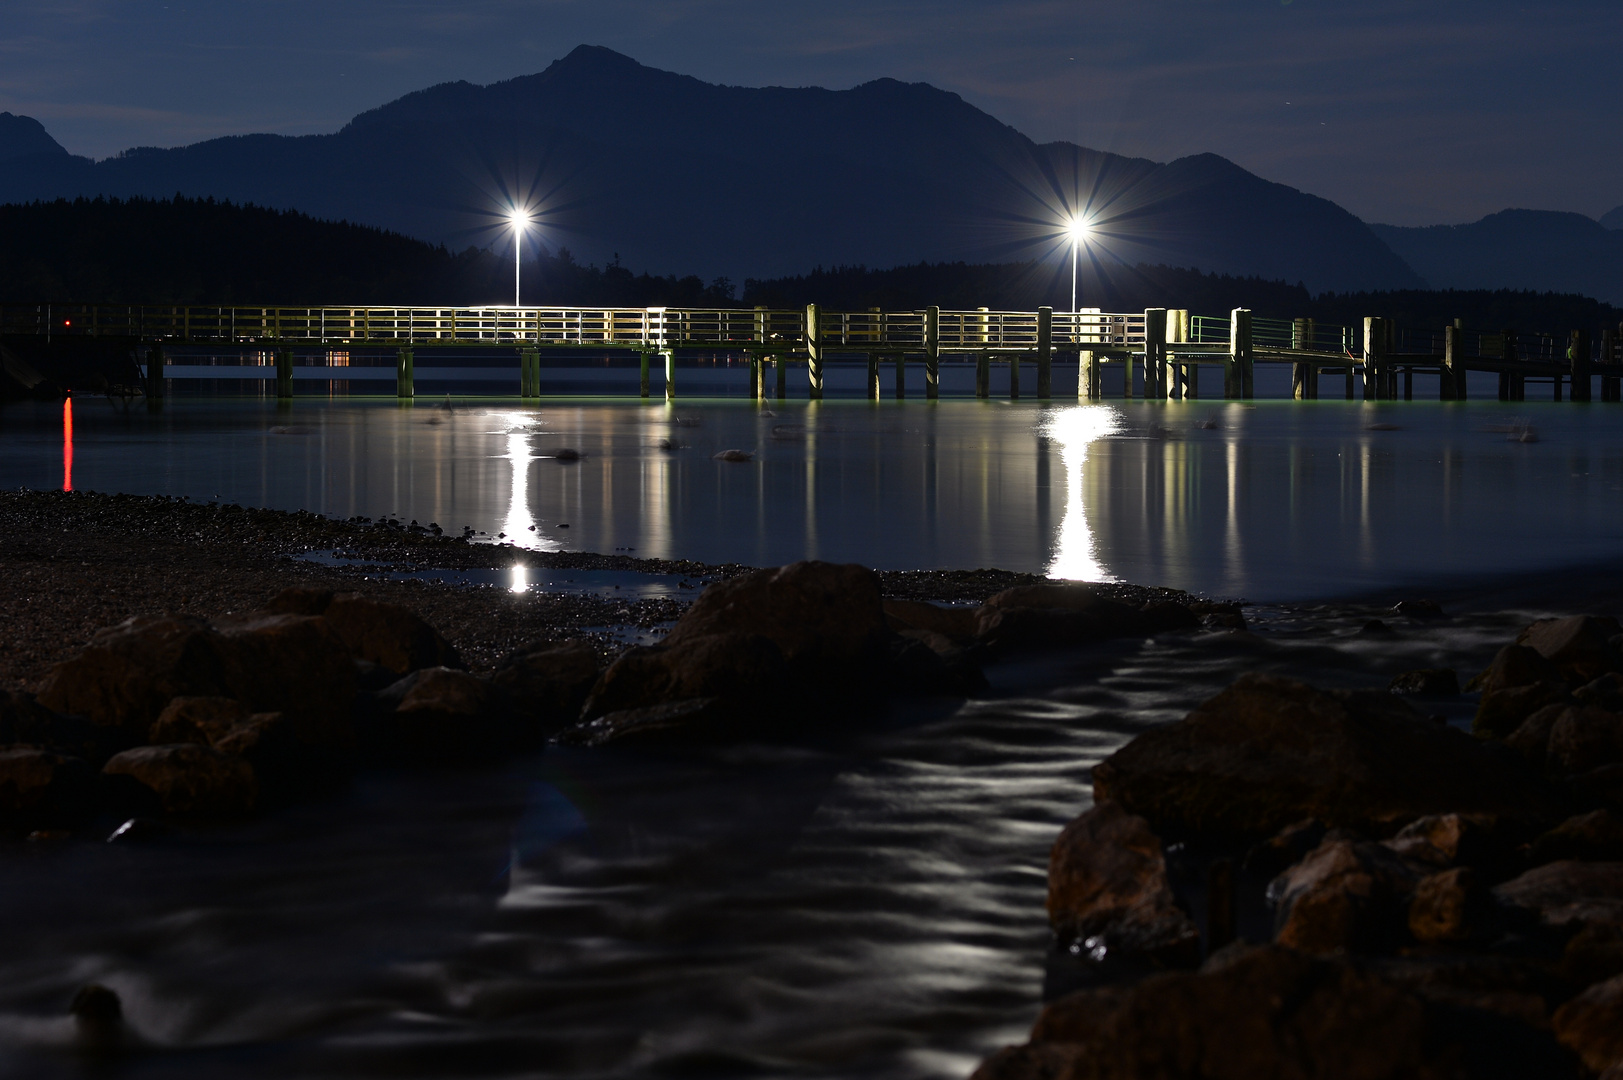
[0,196,735,308]
[3,197,1618,339]
[744,262,1623,335]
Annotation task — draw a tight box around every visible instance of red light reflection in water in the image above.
[62,397,73,491]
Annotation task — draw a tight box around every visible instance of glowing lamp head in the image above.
[509,208,531,229]
[1068,217,1091,242]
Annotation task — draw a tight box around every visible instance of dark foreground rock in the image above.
[102,743,257,817]
[1092,673,1564,835]
[974,943,1576,1080]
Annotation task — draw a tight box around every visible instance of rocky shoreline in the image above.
[976,616,1623,1080]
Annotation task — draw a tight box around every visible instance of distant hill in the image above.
[1371,210,1623,305]
[0,112,67,163]
[0,196,735,307]
[0,46,1421,295]
[1602,205,1623,231]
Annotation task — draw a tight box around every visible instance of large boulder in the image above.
[213,612,358,750]
[1408,867,1491,944]
[369,667,507,761]
[34,616,233,741]
[1553,973,1623,1077]
[1471,643,1564,695]
[1269,838,1423,953]
[0,690,117,764]
[1518,616,1623,686]
[0,748,96,825]
[102,744,257,817]
[660,561,887,681]
[882,599,977,645]
[1547,706,1623,775]
[1046,802,1200,967]
[971,584,1195,650]
[579,632,788,722]
[1092,674,1564,836]
[319,594,460,675]
[1492,861,1623,931]
[1476,682,1572,739]
[490,640,601,736]
[1530,810,1623,865]
[148,696,249,746]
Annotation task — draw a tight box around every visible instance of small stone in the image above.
[1393,599,1445,620]
[1388,668,1459,696]
[1358,618,1395,636]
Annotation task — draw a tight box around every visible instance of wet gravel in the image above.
[0,488,1205,693]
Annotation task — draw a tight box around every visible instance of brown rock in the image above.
[1507,704,1567,767]
[1547,706,1623,775]
[1409,867,1487,943]
[1389,668,1460,696]
[0,748,95,824]
[882,599,977,644]
[490,640,601,734]
[1242,818,1329,876]
[1493,860,1623,930]
[321,594,459,675]
[973,585,1153,649]
[1046,802,1200,967]
[1033,944,1437,1080]
[1470,643,1563,695]
[1554,973,1623,1075]
[552,698,729,748]
[1531,810,1623,864]
[212,712,300,794]
[102,743,257,816]
[661,561,887,680]
[581,632,787,721]
[968,1043,1084,1080]
[1092,673,1562,836]
[1563,923,1623,988]
[1576,673,1623,713]
[1572,764,1623,814]
[1383,813,1505,869]
[380,667,506,760]
[1519,615,1623,686]
[0,690,116,764]
[1270,838,1423,953]
[148,696,249,746]
[35,616,232,741]
[214,612,358,754]
[1476,681,1572,739]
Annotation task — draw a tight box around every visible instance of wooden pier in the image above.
[4,303,1620,403]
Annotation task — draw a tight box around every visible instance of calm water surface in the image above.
[2,395,1621,1078]
[6,395,1623,600]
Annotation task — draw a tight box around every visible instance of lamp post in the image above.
[510,209,530,307]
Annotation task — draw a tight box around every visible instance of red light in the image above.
[63,319,71,327]
[62,398,73,492]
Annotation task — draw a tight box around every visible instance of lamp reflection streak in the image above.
[1043,407,1119,582]
[503,429,560,555]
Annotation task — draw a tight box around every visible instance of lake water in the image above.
[2,394,1621,1079]
[6,395,1623,600]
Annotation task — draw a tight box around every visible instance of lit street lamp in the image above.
[510,209,531,307]
[1068,215,1091,313]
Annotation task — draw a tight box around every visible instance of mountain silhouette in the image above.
[0,112,68,163]
[1371,210,1623,306]
[1601,205,1623,231]
[0,46,1421,296]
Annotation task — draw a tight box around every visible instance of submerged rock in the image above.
[1388,668,1459,696]
[1046,802,1200,968]
[1092,673,1563,835]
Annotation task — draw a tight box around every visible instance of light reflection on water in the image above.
[11,396,1623,598]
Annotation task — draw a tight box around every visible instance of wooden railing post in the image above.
[395,347,413,399]
[1571,328,1593,402]
[1144,308,1167,399]
[925,306,940,399]
[1036,306,1053,399]
[806,304,823,400]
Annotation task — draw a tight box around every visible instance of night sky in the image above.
[2,0,1618,227]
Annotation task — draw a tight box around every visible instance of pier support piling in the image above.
[1362,317,1385,401]
[276,347,295,400]
[639,351,651,398]
[663,349,676,400]
[866,353,880,400]
[976,352,990,398]
[1037,307,1053,399]
[806,304,824,400]
[925,306,940,400]
[1229,309,1253,399]
[520,348,539,397]
[145,345,164,400]
[895,353,906,399]
[395,348,413,400]
[1443,325,1465,400]
[1571,329,1592,402]
[1145,308,1167,400]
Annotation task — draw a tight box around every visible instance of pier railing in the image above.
[5,302,1619,405]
